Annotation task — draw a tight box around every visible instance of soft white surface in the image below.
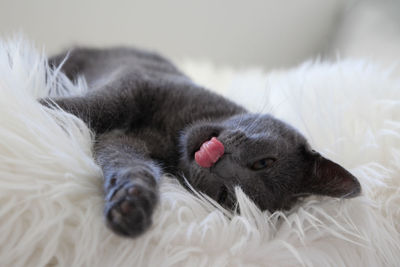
[0,38,400,267]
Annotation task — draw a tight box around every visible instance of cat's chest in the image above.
[127,126,181,166]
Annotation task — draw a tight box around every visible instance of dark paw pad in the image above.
[105,181,157,237]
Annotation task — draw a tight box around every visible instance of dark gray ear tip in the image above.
[307,154,363,199]
[343,178,362,198]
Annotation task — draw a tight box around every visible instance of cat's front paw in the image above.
[104,176,158,238]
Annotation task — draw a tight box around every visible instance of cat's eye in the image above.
[250,158,276,170]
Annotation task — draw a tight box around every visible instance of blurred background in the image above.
[0,0,399,71]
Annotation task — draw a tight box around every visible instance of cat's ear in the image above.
[303,152,361,198]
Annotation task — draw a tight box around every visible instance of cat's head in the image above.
[179,113,361,211]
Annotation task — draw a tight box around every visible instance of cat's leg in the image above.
[95,131,162,237]
[48,49,87,81]
[48,47,189,84]
[39,92,131,133]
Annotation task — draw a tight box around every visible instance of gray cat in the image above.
[42,47,361,238]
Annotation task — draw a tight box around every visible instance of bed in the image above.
[0,38,399,266]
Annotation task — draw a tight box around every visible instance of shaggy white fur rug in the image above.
[0,38,399,267]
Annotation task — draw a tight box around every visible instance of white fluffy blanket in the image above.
[0,38,399,267]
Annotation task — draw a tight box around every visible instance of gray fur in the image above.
[42,47,361,237]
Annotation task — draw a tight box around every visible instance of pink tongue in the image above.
[195,137,225,168]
